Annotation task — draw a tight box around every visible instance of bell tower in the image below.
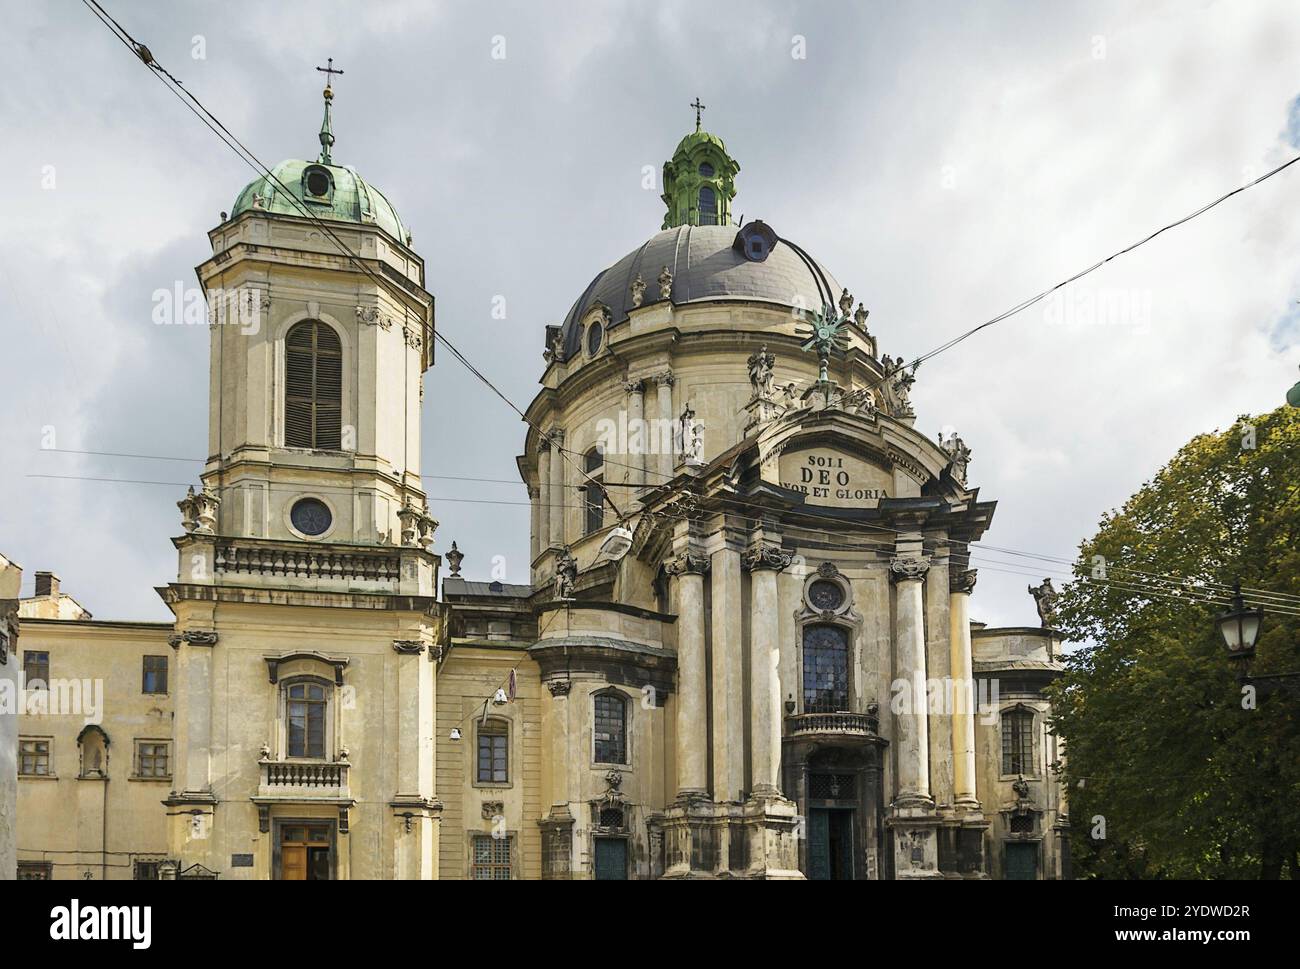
[661,98,740,229]
[185,74,436,560]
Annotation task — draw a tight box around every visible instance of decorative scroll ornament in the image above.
[889,556,931,583]
[742,543,793,572]
[950,568,978,595]
[1028,578,1060,627]
[630,273,646,308]
[355,305,393,330]
[663,551,711,576]
[816,561,841,579]
[392,640,426,655]
[938,430,973,484]
[168,630,219,648]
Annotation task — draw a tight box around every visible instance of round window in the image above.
[808,579,846,612]
[305,168,330,197]
[586,320,604,356]
[290,497,333,537]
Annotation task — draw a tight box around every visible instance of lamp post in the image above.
[1217,583,1263,666]
[1218,581,1299,701]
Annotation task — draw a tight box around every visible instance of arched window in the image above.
[477,719,509,784]
[583,448,605,536]
[285,320,342,449]
[286,681,328,758]
[697,186,717,225]
[1001,707,1035,776]
[593,692,627,764]
[802,624,849,713]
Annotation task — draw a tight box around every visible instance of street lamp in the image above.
[1216,583,1263,664]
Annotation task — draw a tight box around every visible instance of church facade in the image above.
[6,87,1068,880]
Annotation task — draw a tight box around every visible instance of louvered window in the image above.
[284,321,342,449]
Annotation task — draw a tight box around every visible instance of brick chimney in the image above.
[34,571,59,598]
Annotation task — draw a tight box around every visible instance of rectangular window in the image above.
[286,682,327,759]
[477,721,508,784]
[18,738,50,776]
[134,860,161,880]
[142,654,168,694]
[1001,709,1035,776]
[136,741,170,778]
[593,693,627,764]
[471,834,512,880]
[24,651,49,690]
[17,862,53,880]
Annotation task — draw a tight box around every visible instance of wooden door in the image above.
[281,845,307,881]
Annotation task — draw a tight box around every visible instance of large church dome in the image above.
[558,223,843,357]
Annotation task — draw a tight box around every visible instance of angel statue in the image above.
[747,345,776,399]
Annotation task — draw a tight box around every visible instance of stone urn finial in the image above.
[445,541,464,576]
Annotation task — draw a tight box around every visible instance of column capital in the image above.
[664,551,710,576]
[546,427,565,446]
[624,377,646,395]
[889,556,931,584]
[949,568,978,595]
[652,369,675,387]
[742,543,792,572]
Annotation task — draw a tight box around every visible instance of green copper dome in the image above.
[231,159,406,242]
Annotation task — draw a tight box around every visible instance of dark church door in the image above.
[807,809,855,880]
[1004,842,1038,880]
[594,838,628,880]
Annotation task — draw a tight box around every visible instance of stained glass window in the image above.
[802,624,849,713]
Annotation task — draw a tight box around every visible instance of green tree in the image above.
[1047,407,1300,879]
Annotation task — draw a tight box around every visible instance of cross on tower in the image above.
[316,57,344,91]
[690,97,706,131]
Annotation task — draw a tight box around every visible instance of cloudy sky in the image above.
[2,0,1298,626]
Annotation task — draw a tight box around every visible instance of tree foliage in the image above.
[1047,407,1300,879]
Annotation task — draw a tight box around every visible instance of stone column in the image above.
[743,544,791,796]
[625,379,646,495]
[548,429,565,548]
[890,555,932,805]
[537,440,551,551]
[710,540,744,802]
[665,551,709,799]
[654,370,674,485]
[949,568,980,808]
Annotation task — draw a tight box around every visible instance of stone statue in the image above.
[746,345,776,399]
[658,265,673,301]
[883,356,916,418]
[838,288,854,318]
[630,273,646,308]
[854,302,870,331]
[1028,578,1059,627]
[938,430,973,484]
[554,547,578,600]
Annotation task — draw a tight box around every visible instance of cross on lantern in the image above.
[690,97,706,131]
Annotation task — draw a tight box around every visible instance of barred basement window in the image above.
[284,320,342,449]
[17,862,52,880]
[1001,708,1035,776]
[593,692,627,764]
[134,860,162,880]
[808,772,857,800]
[471,834,512,880]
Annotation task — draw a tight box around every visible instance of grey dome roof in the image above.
[559,224,842,357]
